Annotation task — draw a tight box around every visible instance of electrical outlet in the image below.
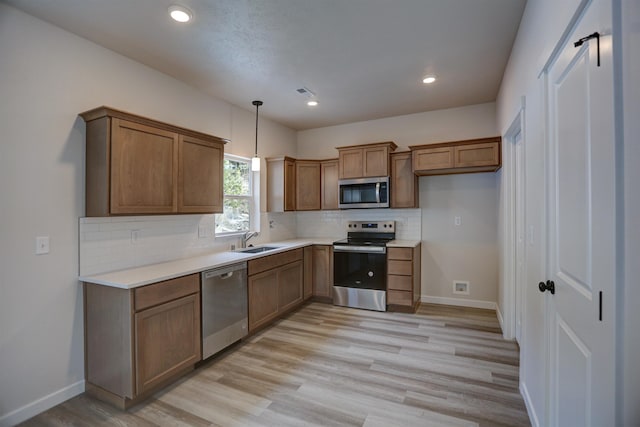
[35,236,50,255]
[454,216,462,226]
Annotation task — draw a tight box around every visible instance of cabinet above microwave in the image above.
[336,141,397,179]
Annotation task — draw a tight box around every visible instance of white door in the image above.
[545,0,616,425]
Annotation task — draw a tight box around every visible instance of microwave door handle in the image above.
[375,182,381,203]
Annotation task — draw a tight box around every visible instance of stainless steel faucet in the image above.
[241,231,259,248]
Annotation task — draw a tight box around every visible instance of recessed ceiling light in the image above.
[422,76,436,84]
[169,5,192,23]
[307,100,319,107]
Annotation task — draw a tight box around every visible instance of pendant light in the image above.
[251,100,263,172]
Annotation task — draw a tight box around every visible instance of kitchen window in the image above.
[215,155,255,235]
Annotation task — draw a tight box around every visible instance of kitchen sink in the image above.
[236,246,280,254]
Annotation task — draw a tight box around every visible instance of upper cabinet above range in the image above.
[410,137,501,176]
[337,141,397,179]
[80,107,226,217]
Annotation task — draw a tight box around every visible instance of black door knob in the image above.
[539,280,556,295]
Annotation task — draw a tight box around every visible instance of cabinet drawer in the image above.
[248,248,303,276]
[387,247,413,260]
[388,259,412,276]
[387,290,413,306]
[387,274,412,291]
[135,274,199,311]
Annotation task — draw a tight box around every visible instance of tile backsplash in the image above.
[296,208,421,240]
[79,212,297,276]
[79,209,419,276]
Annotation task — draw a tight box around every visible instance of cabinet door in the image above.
[453,142,500,167]
[248,269,279,331]
[363,146,389,177]
[390,152,418,208]
[312,245,333,298]
[339,148,363,179]
[110,118,178,214]
[278,261,304,313]
[134,293,200,395]
[321,160,339,210]
[284,158,297,211]
[412,146,454,172]
[303,246,313,299]
[295,161,321,211]
[178,135,223,213]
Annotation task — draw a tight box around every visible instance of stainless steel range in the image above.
[333,221,395,311]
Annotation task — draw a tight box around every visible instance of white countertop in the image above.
[79,237,420,289]
[387,239,421,248]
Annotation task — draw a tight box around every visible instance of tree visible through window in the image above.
[215,156,252,234]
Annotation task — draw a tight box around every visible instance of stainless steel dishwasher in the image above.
[201,262,248,359]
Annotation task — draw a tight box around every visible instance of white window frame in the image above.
[215,154,256,237]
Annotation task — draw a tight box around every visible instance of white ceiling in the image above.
[4,0,526,130]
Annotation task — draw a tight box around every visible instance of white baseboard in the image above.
[496,304,505,331]
[0,380,85,427]
[520,381,540,427]
[421,295,497,311]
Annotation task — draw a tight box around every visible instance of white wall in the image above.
[0,4,296,425]
[298,103,497,155]
[298,103,499,308]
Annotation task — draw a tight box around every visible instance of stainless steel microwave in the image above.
[338,177,389,209]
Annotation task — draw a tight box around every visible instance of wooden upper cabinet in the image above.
[178,135,224,213]
[110,118,178,214]
[390,151,418,208]
[295,160,321,211]
[338,148,364,179]
[321,159,339,210]
[412,146,454,172]
[81,107,226,216]
[410,137,501,176]
[337,141,397,179]
[267,156,296,212]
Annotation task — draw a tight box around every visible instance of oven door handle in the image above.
[375,182,381,204]
[333,245,386,254]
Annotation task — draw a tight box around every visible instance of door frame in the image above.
[500,96,526,341]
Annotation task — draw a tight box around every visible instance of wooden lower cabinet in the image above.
[312,245,333,299]
[386,245,421,312]
[303,246,313,299]
[84,273,201,408]
[135,294,200,394]
[248,249,304,332]
[248,269,280,330]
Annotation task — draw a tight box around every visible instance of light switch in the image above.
[198,225,208,238]
[131,230,139,244]
[36,236,50,255]
[454,216,462,226]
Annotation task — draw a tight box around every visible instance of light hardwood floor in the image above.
[21,303,530,427]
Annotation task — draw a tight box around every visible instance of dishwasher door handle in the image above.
[219,271,233,279]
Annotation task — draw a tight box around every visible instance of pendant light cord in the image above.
[252,100,263,157]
